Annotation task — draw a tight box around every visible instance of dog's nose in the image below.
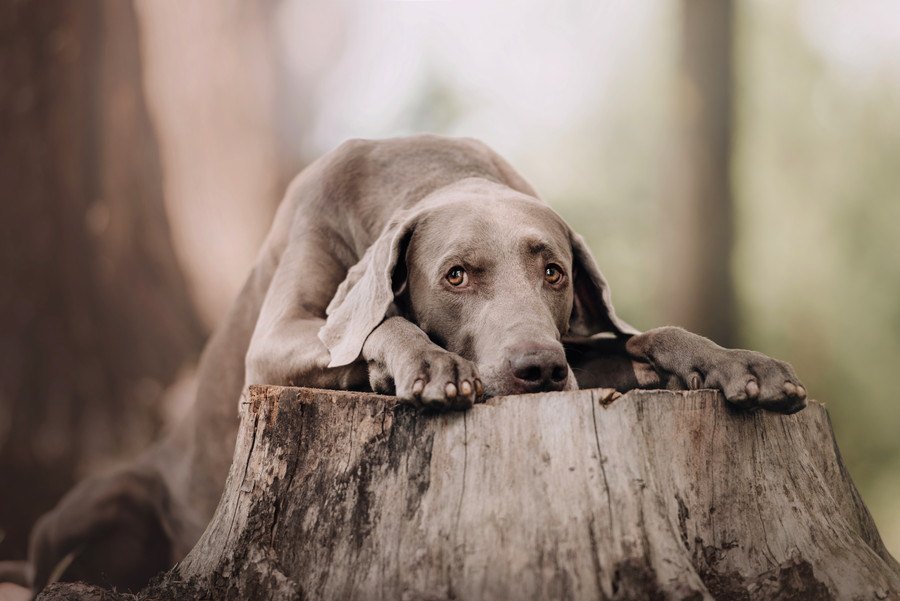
[509,346,569,393]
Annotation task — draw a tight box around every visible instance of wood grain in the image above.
[40,386,900,600]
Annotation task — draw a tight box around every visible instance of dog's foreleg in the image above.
[245,315,369,390]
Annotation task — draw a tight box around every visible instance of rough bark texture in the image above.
[41,386,900,601]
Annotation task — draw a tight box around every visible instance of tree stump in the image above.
[41,386,900,600]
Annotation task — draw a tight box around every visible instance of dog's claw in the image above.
[746,379,759,399]
[412,379,424,398]
[445,382,457,399]
[688,372,703,390]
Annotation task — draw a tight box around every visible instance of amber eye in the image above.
[446,266,468,287]
[544,264,564,285]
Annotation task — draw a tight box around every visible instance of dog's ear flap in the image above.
[568,231,640,338]
[318,210,419,367]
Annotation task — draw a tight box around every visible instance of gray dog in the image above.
[25,135,806,592]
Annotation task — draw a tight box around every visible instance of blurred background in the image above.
[1,0,899,562]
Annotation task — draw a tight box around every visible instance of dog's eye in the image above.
[446,266,468,287]
[544,264,564,285]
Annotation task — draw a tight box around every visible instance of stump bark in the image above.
[43,386,900,600]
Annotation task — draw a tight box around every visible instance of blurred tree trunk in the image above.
[0,0,205,560]
[663,0,737,347]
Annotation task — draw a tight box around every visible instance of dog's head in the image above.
[319,178,636,396]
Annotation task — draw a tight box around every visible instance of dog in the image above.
[23,134,807,592]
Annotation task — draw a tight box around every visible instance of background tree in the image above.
[0,0,205,560]
[662,0,737,347]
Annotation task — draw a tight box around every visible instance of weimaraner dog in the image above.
[23,134,806,592]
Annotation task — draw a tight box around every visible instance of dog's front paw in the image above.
[393,349,483,411]
[691,349,807,414]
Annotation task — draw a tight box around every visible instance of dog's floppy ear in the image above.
[318,209,419,367]
[568,231,640,337]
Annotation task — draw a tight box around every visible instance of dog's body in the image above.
[26,135,807,592]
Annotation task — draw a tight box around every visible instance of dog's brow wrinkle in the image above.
[523,238,549,255]
[437,249,491,272]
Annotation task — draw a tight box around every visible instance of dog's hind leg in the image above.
[28,464,177,593]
